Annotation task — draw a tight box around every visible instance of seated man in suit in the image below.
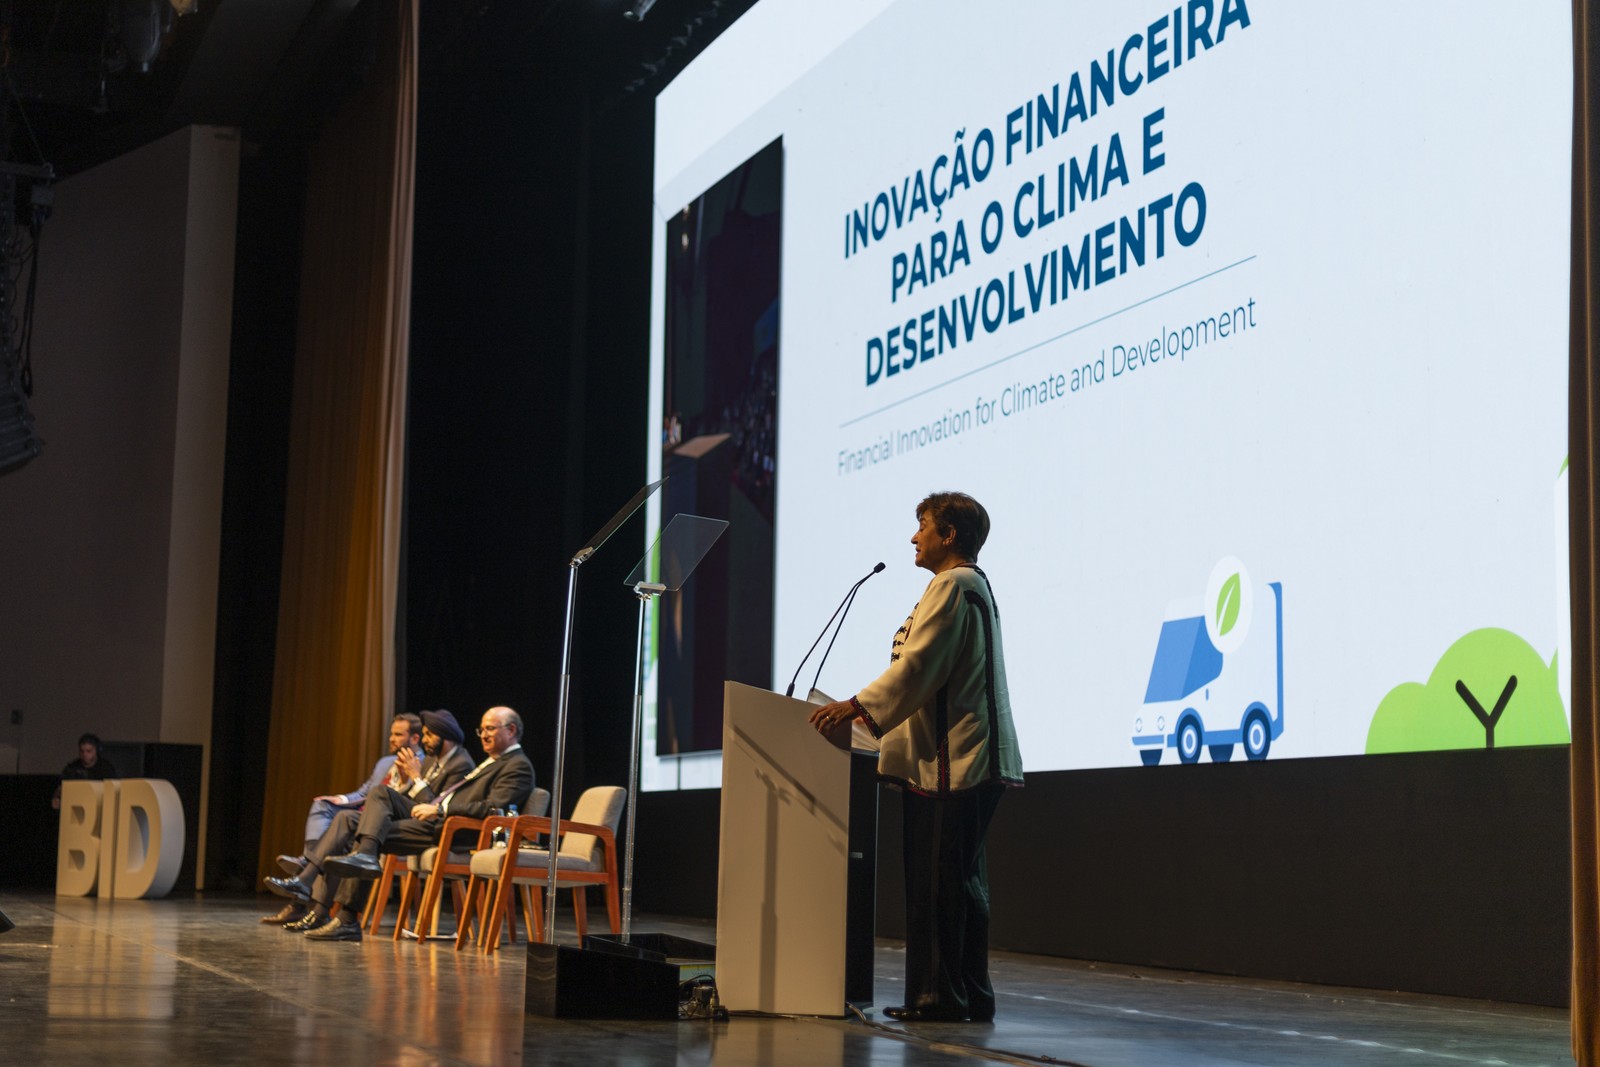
[298,706,535,942]
[264,709,473,927]
[274,712,422,878]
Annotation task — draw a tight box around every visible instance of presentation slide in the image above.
[640,0,1573,789]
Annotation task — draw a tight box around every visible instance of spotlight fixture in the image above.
[624,0,658,21]
[114,0,196,73]
[116,0,173,74]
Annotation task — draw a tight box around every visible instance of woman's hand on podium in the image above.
[808,699,860,736]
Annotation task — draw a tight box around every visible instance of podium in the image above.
[716,681,878,1016]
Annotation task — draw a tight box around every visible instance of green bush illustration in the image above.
[1366,628,1569,754]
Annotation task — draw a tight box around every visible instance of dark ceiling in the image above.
[0,0,359,177]
[0,0,751,181]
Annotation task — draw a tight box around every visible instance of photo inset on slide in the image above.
[658,137,783,756]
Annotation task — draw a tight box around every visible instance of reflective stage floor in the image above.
[0,891,1575,1067]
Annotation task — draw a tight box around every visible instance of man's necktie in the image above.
[436,757,494,800]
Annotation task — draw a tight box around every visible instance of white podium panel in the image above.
[716,681,853,1016]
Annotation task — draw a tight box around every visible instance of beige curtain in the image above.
[1574,3,1599,1062]
[255,0,417,883]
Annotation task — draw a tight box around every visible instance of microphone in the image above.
[785,562,886,698]
[809,566,881,700]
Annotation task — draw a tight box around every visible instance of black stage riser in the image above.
[634,745,1570,1007]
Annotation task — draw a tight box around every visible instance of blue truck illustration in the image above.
[1132,581,1284,765]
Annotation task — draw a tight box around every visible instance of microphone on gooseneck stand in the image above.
[785,562,887,698]
[809,564,882,698]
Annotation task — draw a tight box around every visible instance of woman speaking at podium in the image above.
[810,490,1024,1023]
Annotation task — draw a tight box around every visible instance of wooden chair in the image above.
[361,854,407,933]
[400,786,550,941]
[457,785,626,952]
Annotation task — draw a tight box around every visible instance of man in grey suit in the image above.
[264,709,475,928]
[301,706,535,942]
[287,713,423,869]
[260,713,423,924]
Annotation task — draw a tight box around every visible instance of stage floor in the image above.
[0,891,1574,1067]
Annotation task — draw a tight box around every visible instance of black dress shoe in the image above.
[276,854,307,877]
[883,1004,968,1022]
[260,902,307,925]
[305,916,362,942]
[283,911,325,932]
[322,852,384,879]
[264,876,312,904]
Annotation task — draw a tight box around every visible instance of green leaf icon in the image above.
[1216,573,1241,637]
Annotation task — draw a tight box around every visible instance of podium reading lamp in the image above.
[620,513,728,939]
[544,478,665,942]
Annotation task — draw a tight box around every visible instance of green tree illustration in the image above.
[1367,629,1568,754]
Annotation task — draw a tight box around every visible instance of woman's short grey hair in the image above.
[916,491,990,561]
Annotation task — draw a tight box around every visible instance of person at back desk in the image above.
[52,733,119,811]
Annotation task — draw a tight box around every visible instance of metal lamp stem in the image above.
[544,562,579,942]
[621,584,657,939]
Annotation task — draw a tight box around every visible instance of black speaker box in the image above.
[525,933,717,1020]
[525,941,682,1020]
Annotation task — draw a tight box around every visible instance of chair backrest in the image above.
[524,787,551,818]
[559,786,627,865]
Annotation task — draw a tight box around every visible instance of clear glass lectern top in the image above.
[623,513,729,592]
